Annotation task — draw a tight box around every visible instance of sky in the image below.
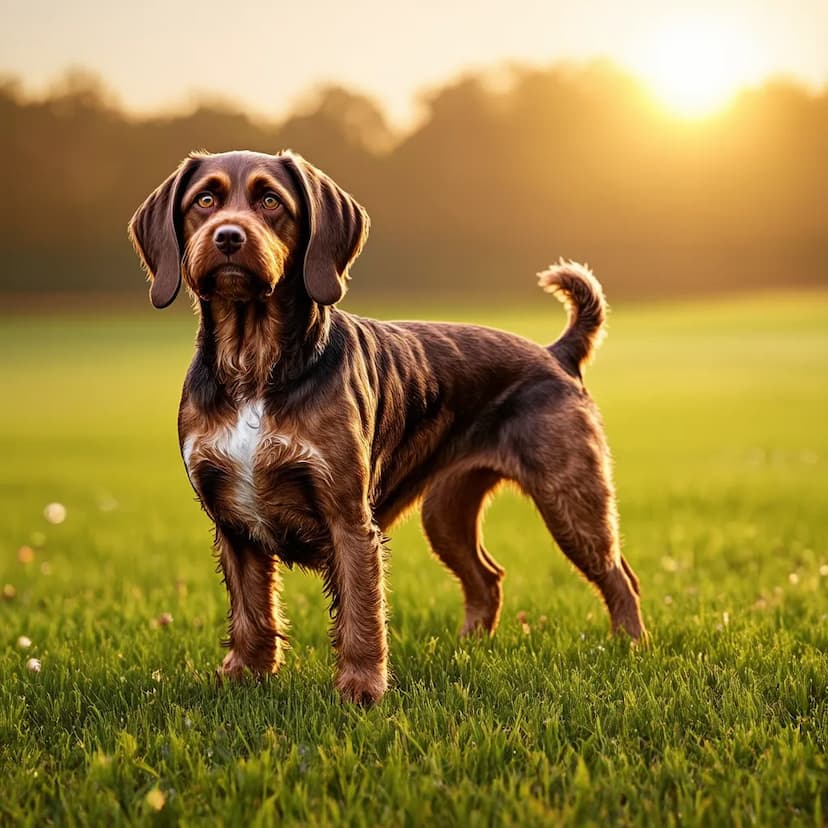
[2,0,827,126]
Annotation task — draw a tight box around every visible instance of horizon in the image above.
[3,57,825,136]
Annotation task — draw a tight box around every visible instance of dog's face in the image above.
[129,150,369,309]
[180,153,302,303]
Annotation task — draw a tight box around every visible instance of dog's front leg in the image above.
[326,514,388,705]
[216,527,286,679]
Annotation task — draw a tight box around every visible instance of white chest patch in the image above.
[182,401,265,521]
[181,400,330,542]
[218,402,264,526]
[219,401,264,474]
[183,401,265,476]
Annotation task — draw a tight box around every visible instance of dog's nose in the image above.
[213,224,246,256]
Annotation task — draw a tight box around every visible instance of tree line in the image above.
[2,63,826,303]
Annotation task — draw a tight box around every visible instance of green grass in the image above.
[1,292,827,826]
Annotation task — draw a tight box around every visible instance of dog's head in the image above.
[128,150,369,308]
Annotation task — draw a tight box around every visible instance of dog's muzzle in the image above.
[198,264,275,301]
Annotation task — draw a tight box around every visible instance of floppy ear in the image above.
[128,156,200,309]
[281,151,370,306]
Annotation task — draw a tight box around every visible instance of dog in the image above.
[128,149,645,704]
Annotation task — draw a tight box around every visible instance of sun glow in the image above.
[634,15,762,118]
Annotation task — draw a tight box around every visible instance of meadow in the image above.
[1,292,826,826]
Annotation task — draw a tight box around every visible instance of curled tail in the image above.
[537,259,607,378]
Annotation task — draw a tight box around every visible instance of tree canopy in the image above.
[2,63,825,302]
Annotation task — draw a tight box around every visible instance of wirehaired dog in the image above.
[129,150,645,704]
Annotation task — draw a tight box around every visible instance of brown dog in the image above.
[129,149,645,704]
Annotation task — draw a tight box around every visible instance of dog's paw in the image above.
[217,646,284,681]
[335,667,388,706]
[460,610,498,638]
[629,627,651,649]
[460,600,501,638]
[216,650,249,681]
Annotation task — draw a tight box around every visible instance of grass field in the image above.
[1,292,827,826]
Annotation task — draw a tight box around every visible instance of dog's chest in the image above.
[181,400,329,549]
[203,400,263,477]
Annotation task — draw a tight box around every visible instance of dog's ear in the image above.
[128,156,201,309]
[281,151,369,306]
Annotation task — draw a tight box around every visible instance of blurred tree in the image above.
[0,63,825,302]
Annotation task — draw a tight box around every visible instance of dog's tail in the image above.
[538,259,607,378]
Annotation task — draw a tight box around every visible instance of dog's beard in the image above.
[210,265,274,301]
[183,233,285,302]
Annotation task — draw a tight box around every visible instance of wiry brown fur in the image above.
[207,300,283,399]
[129,149,646,705]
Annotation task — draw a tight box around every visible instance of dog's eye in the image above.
[261,193,281,210]
[195,192,215,209]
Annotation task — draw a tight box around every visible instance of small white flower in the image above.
[17,636,32,649]
[44,503,67,525]
[26,658,42,672]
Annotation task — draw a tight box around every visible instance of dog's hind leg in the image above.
[422,468,505,636]
[521,418,645,641]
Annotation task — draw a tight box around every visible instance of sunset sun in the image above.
[635,16,762,118]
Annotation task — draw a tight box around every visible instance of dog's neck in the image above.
[197,288,330,401]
